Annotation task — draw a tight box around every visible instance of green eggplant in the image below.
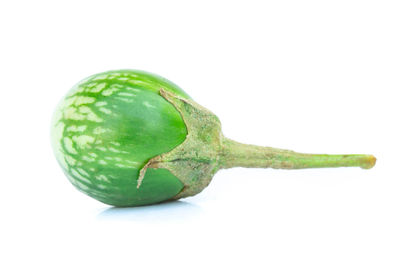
[51,70,376,206]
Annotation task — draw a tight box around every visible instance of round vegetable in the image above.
[51,70,376,207]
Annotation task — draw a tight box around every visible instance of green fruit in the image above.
[51,70,376,207]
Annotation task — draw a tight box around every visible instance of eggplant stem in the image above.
[219,137,376,170]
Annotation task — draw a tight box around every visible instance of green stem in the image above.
[219,137,376,170]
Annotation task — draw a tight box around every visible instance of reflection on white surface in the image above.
[97,200,203,222]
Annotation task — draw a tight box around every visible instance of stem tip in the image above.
[361,155,376,169]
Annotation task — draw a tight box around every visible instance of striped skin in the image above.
[51,70,190,206]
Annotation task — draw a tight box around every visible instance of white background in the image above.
[1,1,399,261]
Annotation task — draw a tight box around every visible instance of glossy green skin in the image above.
[51,70,190,206]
